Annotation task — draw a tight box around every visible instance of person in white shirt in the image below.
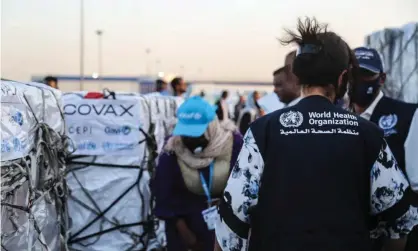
[256,52,301,114]
[273,65,301,107]
[215,90,230,121]
[156,79,169,95]
[350,46,418,251]
[234,95,246,122]
[273,51,303,108]
[236,91,264,135]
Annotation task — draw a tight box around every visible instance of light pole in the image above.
[96,30,103,77]
[145,48,151,75]
[80,0,85,90]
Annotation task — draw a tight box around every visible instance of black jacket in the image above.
[369,96,418,173]
[248,95,383,251]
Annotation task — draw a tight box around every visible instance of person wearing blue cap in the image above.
[351,46,418,251]
[152,96,243,251]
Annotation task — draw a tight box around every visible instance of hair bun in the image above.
[280,17,352,87]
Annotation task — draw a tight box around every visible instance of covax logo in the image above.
[64,104,134,117]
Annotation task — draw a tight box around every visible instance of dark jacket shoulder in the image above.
[383,96,417,106]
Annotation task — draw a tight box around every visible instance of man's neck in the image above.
[302,86,335,103]
[285,94,301,105]
[353,103,366,115]
[285,88,302,105]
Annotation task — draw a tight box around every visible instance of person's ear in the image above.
[380,73,386,85]
[338,69,348,88]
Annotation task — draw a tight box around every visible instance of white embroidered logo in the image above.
[355,49,374,59]
[193,113,202,120]
[179,112,202,120]
[378,114,398,130]
[279,111,303,128]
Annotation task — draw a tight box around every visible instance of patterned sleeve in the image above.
[405,109,418,192]
[215,129,264,251]
[370,140,418,238]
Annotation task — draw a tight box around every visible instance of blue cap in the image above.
[354,47,384,73]
[173,96,216,137]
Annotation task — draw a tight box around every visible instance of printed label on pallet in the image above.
[63,97,142,156]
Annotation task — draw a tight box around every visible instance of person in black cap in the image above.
[44,76,58,89]
[350,47,418,251]
[156,79,169,95]
[214,17,418,251]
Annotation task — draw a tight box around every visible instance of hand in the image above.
[382,238,407,251]
[214,238,223,251]
[210,198,220,207]
[176,218,199,249]
[190,241,205,251]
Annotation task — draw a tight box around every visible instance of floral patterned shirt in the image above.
[215,129,418,251]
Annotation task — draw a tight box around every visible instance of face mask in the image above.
[350,78,380,107]
[334,75,349,105]
[181,135,209,154]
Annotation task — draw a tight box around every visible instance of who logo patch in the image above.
[279,111,303,128]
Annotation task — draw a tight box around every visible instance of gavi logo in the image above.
[104,125,132,135]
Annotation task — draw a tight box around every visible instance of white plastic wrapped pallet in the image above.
[144,93,182,154]
[63,92,168,251]
[1,80,69,251]
[365,22,418,103]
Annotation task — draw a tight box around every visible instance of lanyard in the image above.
[199,162,214,207]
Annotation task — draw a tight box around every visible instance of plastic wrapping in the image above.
[63,92,180,251]
[1,80,69,251]
[144,93,181,154]
[365,22,418,103]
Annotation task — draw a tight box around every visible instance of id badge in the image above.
[201,206,220,230]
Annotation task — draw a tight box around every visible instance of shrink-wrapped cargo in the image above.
[365,22,418,103]
[1,80,69,251]
[63,92,181,251]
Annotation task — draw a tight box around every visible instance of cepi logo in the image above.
[9,111,24,126]
[104,125,131,135]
